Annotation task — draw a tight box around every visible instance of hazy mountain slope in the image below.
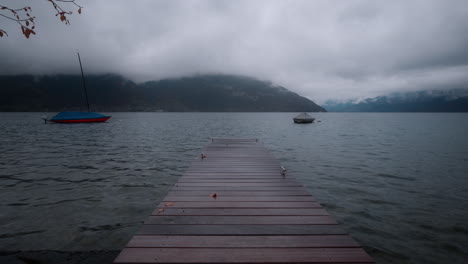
[0,74,325,112]
[138,75,325,112]
[323,90,468,112]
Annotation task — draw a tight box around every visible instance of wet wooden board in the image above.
[162,196,316,202]
[157,201,322,208]
[170,186,309,191]
[183,172,290,175]
[180,176,296,179]
[115,248,374,263]
[177,179,298,182]
[144,215,337,224]
[152,208,329,216]
[174,182,303,187]
[126,235,359,248]
[170,182,304,188]
[166,190,312,196]
[183,173,295,180]
[114,138,374,264]
[137,224,347,235]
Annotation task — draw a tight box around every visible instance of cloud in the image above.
[1,0,468,103]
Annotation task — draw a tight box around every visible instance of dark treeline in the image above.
[0,74,326,112]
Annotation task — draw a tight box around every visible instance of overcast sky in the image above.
[1,0,468,103]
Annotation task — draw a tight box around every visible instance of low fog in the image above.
[1,0,468,103]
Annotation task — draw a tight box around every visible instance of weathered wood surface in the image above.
[114,138,374,263]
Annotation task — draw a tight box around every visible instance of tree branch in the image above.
[0,0,82,38]
[0,13,34,23]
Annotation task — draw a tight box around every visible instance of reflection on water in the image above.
[1,112,468,263]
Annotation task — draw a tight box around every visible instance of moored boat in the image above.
[44,52,111,124]
[48,112,111,123]
[293,112,315,123]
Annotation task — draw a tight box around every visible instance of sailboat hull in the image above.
[49,117,111,123]
[48,112,111,123]
[44,53,111,124]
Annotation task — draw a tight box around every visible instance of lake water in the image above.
[1,112,467,263]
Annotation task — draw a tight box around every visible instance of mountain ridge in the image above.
[0,74,326,112]
[322,89,468,112]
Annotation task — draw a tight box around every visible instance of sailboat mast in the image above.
[77,52,90,112]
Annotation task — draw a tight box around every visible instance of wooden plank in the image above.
[189,163,280,166]
[177,179,299,183]
[114,138,374,264]
[166,190,312,196]
[188,166,282,169]
[158,201,322,208]
[137,224,346,235]
[179,178,295,181]
[193,159,277,161]
[190,162,279,164]
[181,174,289,177]
[188,167,281,170]
[144,215,337,225]
[183,174,288,177]
[170,186,309,191]
[152,208,329,216]
[188,167,280,169]
[189,156,271,158]
[162,196,316,202]
[182,174,290,178]
[185,171,283,174]
[114,248,374,263]
[184,171,285,173]
[211,137,258,141]
[182,170,284,173]
[126,235,359,248]
[175,183,302,187]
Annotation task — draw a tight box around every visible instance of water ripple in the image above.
[0,112,467,264]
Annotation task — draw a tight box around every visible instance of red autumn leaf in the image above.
[78,8,81,14]
[210,193,217,198]
[164,202,174,207]
[60,15,66,21]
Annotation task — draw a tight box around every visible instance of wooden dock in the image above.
[114,138,374,263]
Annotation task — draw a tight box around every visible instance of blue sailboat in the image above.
[44,52,111,123]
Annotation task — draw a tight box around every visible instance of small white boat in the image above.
[293,113,315,123]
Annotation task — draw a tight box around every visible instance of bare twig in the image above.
[0,0,82,38]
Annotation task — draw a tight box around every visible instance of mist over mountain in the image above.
[0,74,325,112]
[323,89,468,112]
